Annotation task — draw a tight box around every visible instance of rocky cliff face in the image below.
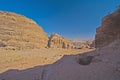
[95,9,120,48]
[0,11,49,50]
[48,34,74,49]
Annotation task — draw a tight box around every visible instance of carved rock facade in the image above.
[48,34,74,49]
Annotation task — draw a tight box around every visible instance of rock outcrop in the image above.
[95,9,120,48]
[0,11,49,50]
[48,34,74,49]
[72,40,94,49]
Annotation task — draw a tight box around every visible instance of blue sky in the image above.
[0,0,120,39]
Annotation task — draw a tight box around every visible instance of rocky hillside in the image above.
[0,9,120,80]
[0,11,49,50]
[95,9,120,48]
[72,40,94,49]
[48,33,74,49]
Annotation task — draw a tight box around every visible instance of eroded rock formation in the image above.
[0,11,49,50]
[72,40,94,49]
[48,33,74,49]
[95,9,120,48]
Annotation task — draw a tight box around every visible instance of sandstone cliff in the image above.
[48,33,74,49]
[0,11,49,50]
[95,9,120,48]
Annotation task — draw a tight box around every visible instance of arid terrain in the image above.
[0,48,93,73]
[0,8,120,80]
[0,11,94,73]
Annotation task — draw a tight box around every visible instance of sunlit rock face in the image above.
[95,9,120,48]
[0,11,49,50]
[48,33,74,49]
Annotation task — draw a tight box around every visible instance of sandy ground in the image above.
[0,48,93,73]
[0,41,119,80]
